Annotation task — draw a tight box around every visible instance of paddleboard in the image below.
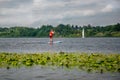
[53,41,62,43]
[48,41,62,44]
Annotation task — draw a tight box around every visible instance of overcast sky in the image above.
[0,0,120,27]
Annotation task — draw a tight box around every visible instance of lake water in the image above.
[0,38,120,80]
[0,38,120,53]
[0,66,120,80]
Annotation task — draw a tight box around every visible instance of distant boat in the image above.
[82,28,85,38]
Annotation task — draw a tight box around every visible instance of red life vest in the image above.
[49,31,54,36]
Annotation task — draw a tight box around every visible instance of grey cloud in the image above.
[31,8,120,27]
[0,0,120,27]
[0,0,33,17]
[33,0,119,16]
[0,0,33,8]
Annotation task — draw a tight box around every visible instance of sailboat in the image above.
[82,28,85,38]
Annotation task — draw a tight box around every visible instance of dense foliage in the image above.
[0,23,120,37]
[0,52,120,73]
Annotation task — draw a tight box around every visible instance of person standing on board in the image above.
[49,29,55,42]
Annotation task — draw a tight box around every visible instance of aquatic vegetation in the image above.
[0,52,120,73]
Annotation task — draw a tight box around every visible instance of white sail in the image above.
[82,28,85,38]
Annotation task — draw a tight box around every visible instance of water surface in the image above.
[0,66,120,80]
[0,38,120,53]
[0,38,120,80]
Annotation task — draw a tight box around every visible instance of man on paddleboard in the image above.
[49,29,55,42]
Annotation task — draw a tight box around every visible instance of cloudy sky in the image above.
[0,0,120,27]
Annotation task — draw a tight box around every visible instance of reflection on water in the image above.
[0,38,120,53]
[0,66,120,80]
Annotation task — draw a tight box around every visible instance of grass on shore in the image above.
[0,52,120,73]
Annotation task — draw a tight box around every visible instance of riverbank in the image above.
[0,52,120,73]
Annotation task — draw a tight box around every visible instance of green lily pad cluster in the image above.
[0,52,120,73]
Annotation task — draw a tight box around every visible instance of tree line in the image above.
[0,23,120,37]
